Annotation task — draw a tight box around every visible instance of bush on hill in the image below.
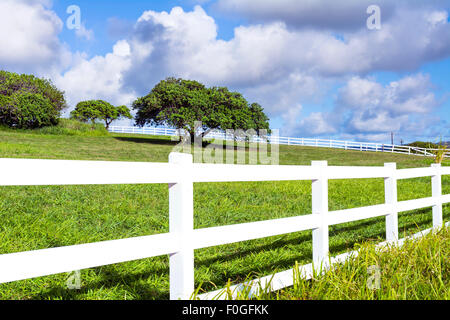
[0,118,109,136]
[407,141,440,149]
[0,70,67,129]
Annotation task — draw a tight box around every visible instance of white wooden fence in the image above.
[108,126,449,158]
[0,154,448,300]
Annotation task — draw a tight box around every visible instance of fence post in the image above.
[311,161,329,271]
[384,163,398,242]
[431,163,443,229]
[168,152,194,300]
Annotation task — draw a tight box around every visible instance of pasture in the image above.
[0,128,448,299]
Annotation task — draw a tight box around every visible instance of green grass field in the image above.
[216,227,449,300]
[0,126,448,300]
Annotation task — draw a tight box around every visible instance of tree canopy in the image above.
[0,70,66,128]
[132,77,270,142]
[70,100,132,129]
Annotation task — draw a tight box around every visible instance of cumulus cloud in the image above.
[56,5,450,138]
[296,112,338,136]
[1,1,447,141]
[337,74,438,116]
[75,24,95,41]
[115,5,450,89]
[215,0,449,31]
[55,40,136,110]
[0,0,71,75]
[216,0,391,30]
[288,74,441,140]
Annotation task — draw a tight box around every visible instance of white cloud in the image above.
[337,74,438,116]
[75,24,95,41]
[117,5,450,91]
[55,40,136,110]
[216,0,391,30]
[2,2,447,141]
[297,112,337,136]
[426,10,449,27]
[55,5,449,139]
[216,0,449,31]
[0,0,71,75]
[294,73,441,140]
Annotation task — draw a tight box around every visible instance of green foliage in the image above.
[133,77,270,141]
[407,141,440,149]
[0,70,67,128]
[208,226,450,300]
[37,119,109,136]
[431,139,448,164]
[71,100,132,129]
[0,118,109,137]
[0,91,59,129]
[407,140,449,164]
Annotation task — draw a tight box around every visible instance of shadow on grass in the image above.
[114,136,262,152]
[30,208,445,300]
[113,136,179,146]
[30,265,171,300]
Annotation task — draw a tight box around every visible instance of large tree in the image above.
[133,77,270,143]
[0,70,67,128]
[71,100,132,129]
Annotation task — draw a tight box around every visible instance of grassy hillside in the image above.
[0,127,448,300]
[0,126,443,167]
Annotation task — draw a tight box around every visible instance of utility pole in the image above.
[391,132,394,145]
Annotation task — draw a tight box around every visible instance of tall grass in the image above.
[432,143,448,164]
[0,118,109,137]
[205,226,449,300]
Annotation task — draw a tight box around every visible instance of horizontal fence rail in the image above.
[108,126,449,158]
[0,154,448,299]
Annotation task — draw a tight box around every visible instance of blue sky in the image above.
[1,0,449,143]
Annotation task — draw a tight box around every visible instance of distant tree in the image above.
[407,141,440,149]
[0,70,66,128]
[71,100,132,129]
[132,77,270,143]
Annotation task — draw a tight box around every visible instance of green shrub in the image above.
[0,70,66,129]
[35,119,109,136]
[0,91,59,129]
[0,118,109,136]
[71,100,132,129]
[407,141,439,149]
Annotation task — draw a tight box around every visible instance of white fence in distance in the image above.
[0,154,449,300]
[108,126,449,158]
